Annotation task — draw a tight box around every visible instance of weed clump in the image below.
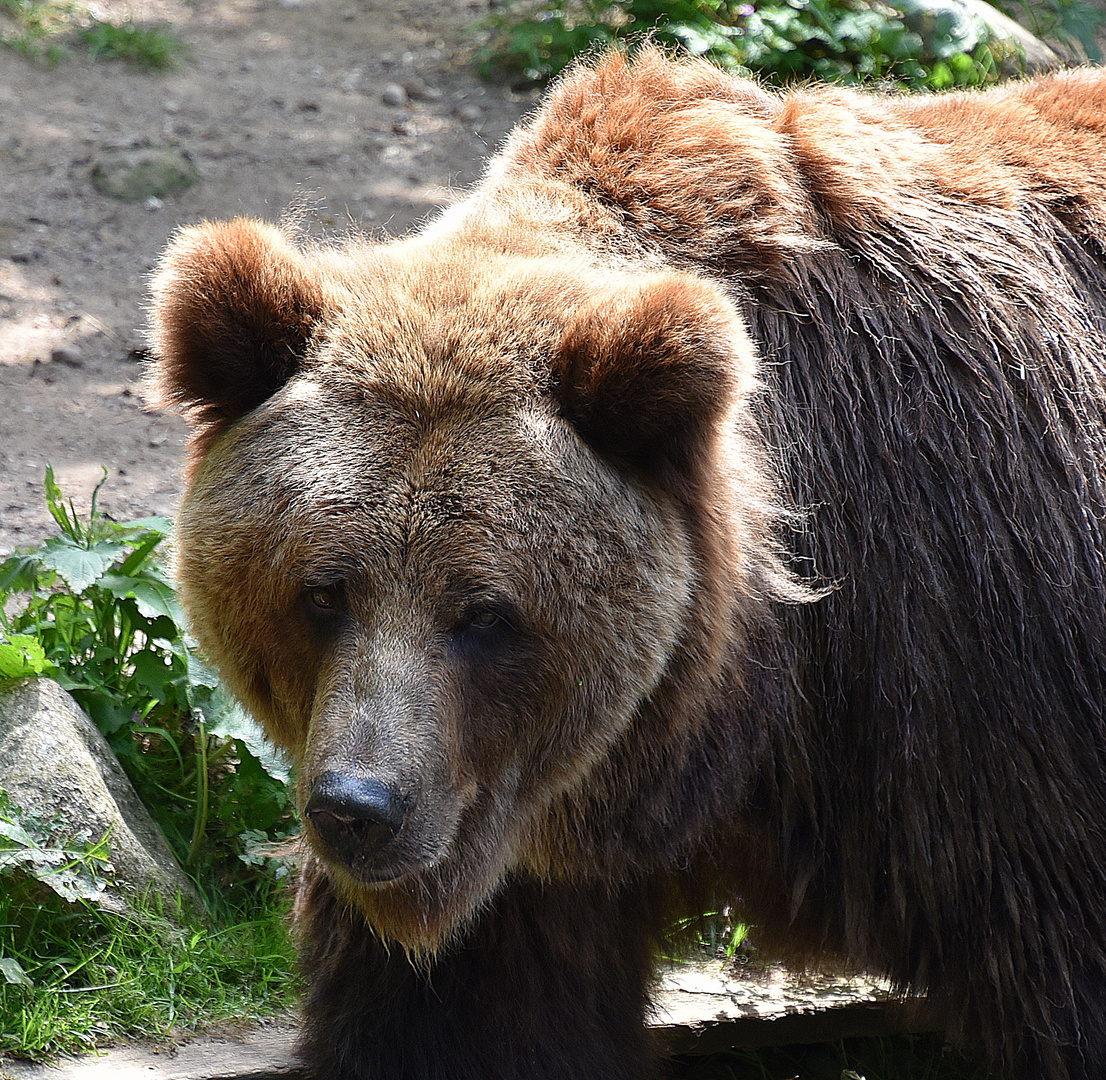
[80,18,180,69]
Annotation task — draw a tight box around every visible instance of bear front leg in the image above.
[295,864,664,1080]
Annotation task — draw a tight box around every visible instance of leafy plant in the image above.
[0,469,295,894]
[0,473,299,1057]
[471,0,1018,89]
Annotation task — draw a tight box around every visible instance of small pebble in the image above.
[51,347,84,369]
[403,79,442,102]
[145,196,164,211]
[457,104,483,124]
[382,83,408,107]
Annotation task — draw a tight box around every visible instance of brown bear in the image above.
[149,49,1106,1080]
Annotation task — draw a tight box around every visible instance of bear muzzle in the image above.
[305,771,410,880]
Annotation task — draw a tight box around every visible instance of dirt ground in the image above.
[0,0,536,556]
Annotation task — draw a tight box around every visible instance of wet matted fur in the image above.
[150,50,1106,1080]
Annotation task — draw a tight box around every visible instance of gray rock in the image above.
[0,678,199,911]
[90,147,199,203]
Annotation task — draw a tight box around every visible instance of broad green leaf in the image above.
[100,574,184,624]
[130,578,185,624]
[206,694,292,785]
[0,636,49,679]
[130,649,175,700]
[41,538,124,593]
[0,818,36,849]
[186,652,222,690]
[40,861,111,904]
[0,553,38,594]
[122,515,173,536]
[81,690,134,736]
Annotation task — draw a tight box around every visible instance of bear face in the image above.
[152,219,775,947]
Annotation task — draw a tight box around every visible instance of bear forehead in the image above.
[194,371,641,588]
[231,373,565,500]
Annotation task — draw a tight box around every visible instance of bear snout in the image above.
[305,771,408,874]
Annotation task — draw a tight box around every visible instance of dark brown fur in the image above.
[150,50,1106,1080]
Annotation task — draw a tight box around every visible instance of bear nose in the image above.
[304,772,406,863]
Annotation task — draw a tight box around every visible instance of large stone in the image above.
[90,147,199,202]
[0,677,199,911]
[896,0,1062,72]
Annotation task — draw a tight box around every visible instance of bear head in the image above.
[149,218,772,950]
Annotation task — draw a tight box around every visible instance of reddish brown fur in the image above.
[151,50,1106,1080]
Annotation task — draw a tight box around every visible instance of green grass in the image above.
[0,790,296,1059]
[0,471,297,1058]
[0,874,296,1057]
[79,18,181,69]
[0,0,181,66]
[0,0,75,61]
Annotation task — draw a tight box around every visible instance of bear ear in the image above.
[149,218,330,436]
[555,273,756,480]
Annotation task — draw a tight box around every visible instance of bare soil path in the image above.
[0,0,534,555]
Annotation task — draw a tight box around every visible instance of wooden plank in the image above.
[654,963,940,1055]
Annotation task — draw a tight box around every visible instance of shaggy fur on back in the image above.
[150,49,1106,1080]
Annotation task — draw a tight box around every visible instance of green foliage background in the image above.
[473,0,1102,89]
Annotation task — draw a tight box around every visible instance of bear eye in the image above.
[305,583,344,614]
[466,609,502,631]
[454,603,518,643]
